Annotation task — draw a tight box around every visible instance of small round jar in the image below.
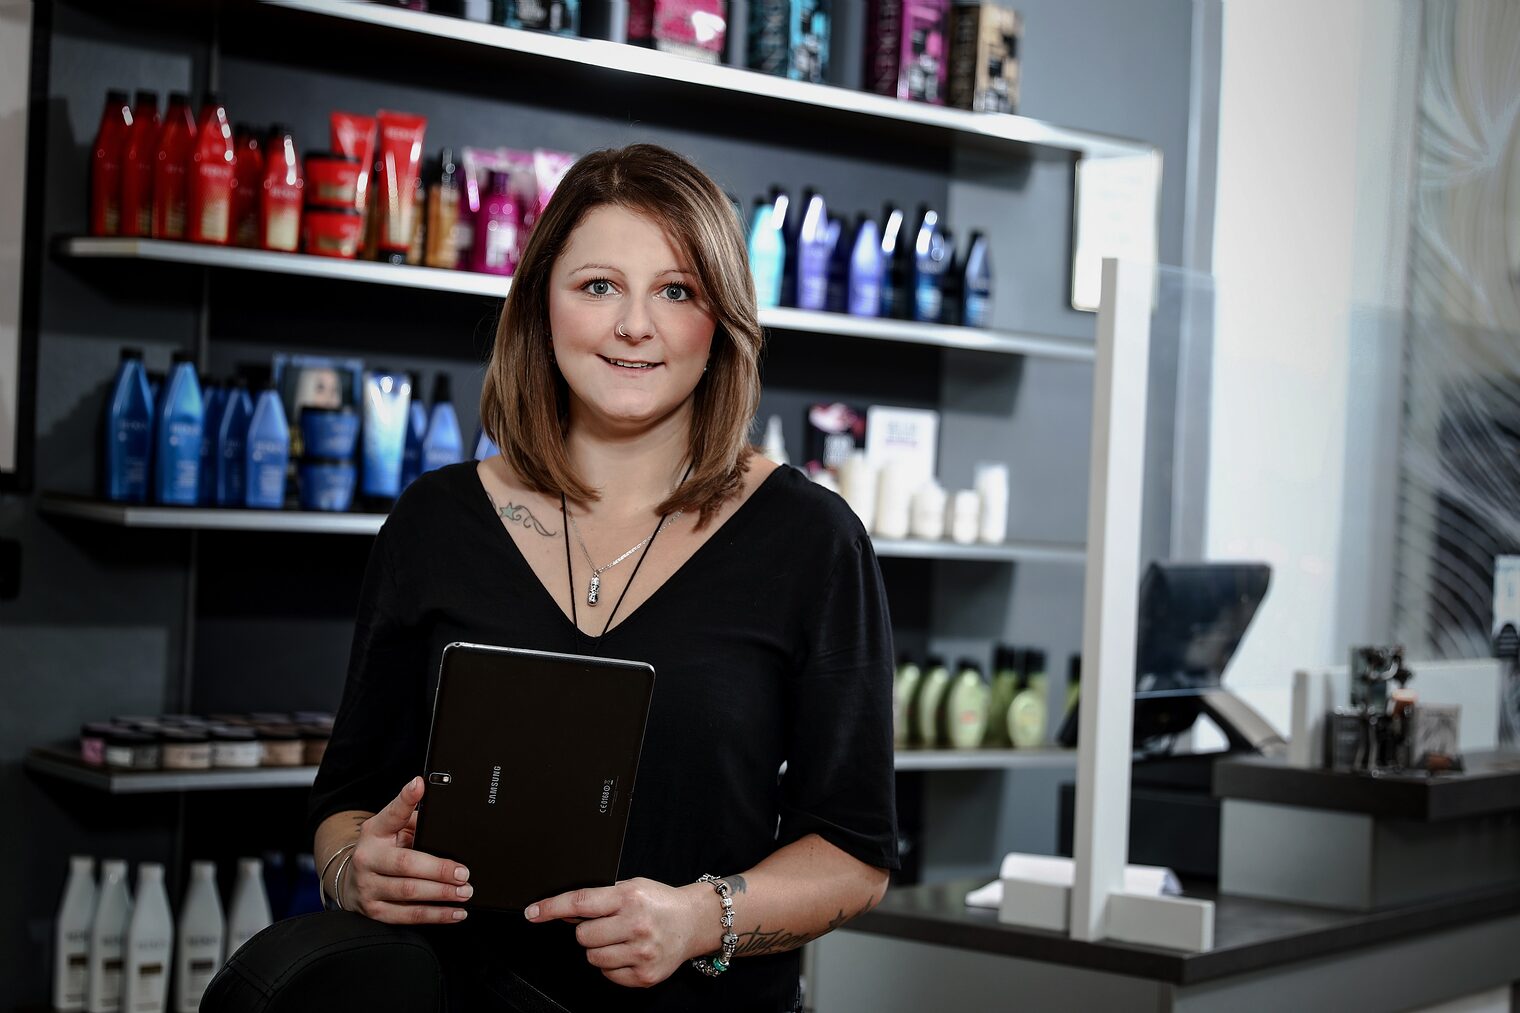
[303,207,364,259]
[256,724,305,767]
[910,481,948,541]
[210,726,262,769]
[299,458,357,512]
[298,723,332,766]
[160,728,212,770]
[304,152,364,210]
[299,408,361,460]
[79,722,118,766]
[105,729,160,770]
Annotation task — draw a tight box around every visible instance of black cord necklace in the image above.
[562,462,693,640]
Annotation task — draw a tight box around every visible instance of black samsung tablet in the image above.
[412,643,656,913]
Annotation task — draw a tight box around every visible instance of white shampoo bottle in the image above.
[174,861,224,1013]
[226,857,273,959]
[54,855,97,1013]
[122,862,173,1013]
[86,859,133,1013]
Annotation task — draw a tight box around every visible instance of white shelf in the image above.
[57,237,1094,361]
[38,494,1085,564]
[25,748,318,794]
[38,494,388,535]
[893,748,1077,772]
[60,236,512,297]
[269,0,1151,162]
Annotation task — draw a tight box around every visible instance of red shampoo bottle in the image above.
[260,125,303,253]
[89,90,132,236]
[187,94,236,245]
[119,91,160,238]
[152,92,198,240]
[231,125,264,248]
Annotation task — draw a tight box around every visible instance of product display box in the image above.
[748,0,831,84]
[866,0,951,104]
[494,0,581,35]
[629,0,728,63]
[948,1,1021,114]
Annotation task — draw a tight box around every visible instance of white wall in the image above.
[1206,0,1417,730]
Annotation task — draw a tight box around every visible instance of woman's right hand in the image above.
[343,775,473,924]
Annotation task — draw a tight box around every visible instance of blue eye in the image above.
[584,278,616,297]
[662,284,692,302]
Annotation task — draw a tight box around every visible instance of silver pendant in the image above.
[587,573,600,606]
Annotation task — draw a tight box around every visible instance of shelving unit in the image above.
[24,747,319,794]
[270,0,1153,161]
[24,744,1076,793]
[36,493,1087,565]
[57,237,1096,361]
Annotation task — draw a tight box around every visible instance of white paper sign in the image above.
[1070,152,1161,312]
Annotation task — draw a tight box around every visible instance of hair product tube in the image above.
[375,111,428,264]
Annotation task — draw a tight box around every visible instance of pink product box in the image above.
[866,0,951,105]
[629,0,728,63]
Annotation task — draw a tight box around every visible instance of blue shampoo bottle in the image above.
[825,216,851,313]
[780,187,806,307]
[962,230,994,329]
[245,382,290,510]
[197,380,226,505]
[401,389,428,491]
[796,190,830,311]
[912,206,949,323]
[216,377,253,506]
[102,347,154,503]
[421,374,464,473]
[153,352,204,505]
[847,215,882,317]
[474,428,499,461]
[879,204,910,319]
[748,196,786,310]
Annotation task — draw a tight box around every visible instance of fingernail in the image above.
[457,884,473,899]
[455,867,470,882]
[452,909,468,921]
[524,904,540,920]
[411,776,422,791]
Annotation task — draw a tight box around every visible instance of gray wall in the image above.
[0,0,1205,1003]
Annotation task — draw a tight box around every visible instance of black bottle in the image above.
[940,230,962,327]
[879,202,913,319]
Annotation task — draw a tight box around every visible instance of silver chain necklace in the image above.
[565,508,684,606]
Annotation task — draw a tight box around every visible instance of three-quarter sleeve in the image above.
[306,522,430,843]
[776,532,901,870]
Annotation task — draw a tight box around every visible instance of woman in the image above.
[308,143,899,1012]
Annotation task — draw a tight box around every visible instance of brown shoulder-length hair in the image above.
[478,143,762,525]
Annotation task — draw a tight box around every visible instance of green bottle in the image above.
[1008,648,1049,749]
[892,654,922,749]
[915,656,952,749]
[983,646,1023,748]
[943,658,992,749]
[1065,654,1081,717]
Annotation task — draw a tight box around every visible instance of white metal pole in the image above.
[1070,258,1152,942]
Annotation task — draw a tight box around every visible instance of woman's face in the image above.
[547,204,716,434]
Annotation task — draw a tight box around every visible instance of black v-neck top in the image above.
[307,461,899,1012]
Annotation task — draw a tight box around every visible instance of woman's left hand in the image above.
[525,878,708,988]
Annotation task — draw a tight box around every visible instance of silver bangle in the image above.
[690,874,738,977]
[319,842,358,908]
[334,850,357,912]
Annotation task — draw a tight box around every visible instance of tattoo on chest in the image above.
[499,502,557,537]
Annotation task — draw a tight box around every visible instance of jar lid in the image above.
[211,726,258,741]
[247,712,292,723]
[254,724,301,740]
[106,730,155,746]
[293,711,336,725]
[297,723,333,739]
[207,713,251,725]
[161,728,210,744]
[82,721,118,736]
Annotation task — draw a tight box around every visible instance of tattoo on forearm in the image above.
[723,874,749,895]
[730,898,877,958]
[499,502,557,537]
